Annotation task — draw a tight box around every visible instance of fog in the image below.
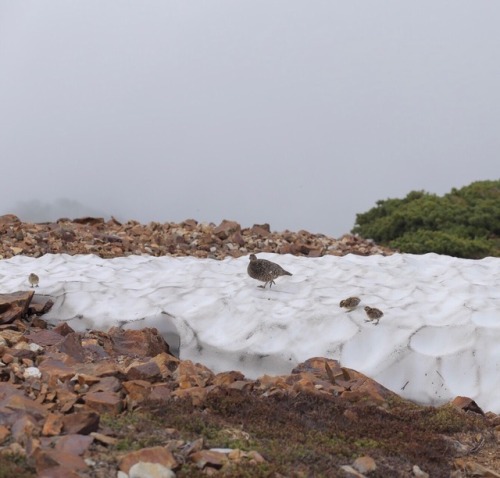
[1,1,499,236]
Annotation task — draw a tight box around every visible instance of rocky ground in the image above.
[0,215,499,477]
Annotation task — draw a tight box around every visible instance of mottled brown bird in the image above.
[364,306,383,325]
[339,296,360,311]
[247,254,292,289]
[28,273,39,288]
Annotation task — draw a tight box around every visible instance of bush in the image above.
[352,180,500,258]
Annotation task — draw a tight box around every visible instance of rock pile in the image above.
[0,292,499,477]
[0,215,394,260]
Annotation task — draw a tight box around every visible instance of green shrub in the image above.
[352,180,500,258]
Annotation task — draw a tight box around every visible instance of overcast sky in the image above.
[1,1,498,237]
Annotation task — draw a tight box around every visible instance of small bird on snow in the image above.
[247,254,292,289]
[364,306,383,325]
[28,273,39,288]
[339,297,360,311]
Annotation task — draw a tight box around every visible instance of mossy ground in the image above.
[94,388,491,477]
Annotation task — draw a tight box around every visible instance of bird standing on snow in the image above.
[364,306,383,325]
[247,254,292,289]
[339,297,360,311]
[28,273,39,288]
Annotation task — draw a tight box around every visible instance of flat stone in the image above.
[26,330,64,347]
[119,446,178,474]
[4,393,48,419]
[90,431,118,446]
[54,434,94,455]
[32,447,88,473]
[88,375,121,393]
[38,358,75,382]
[83,391,123,415]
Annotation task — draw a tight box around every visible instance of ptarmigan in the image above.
[339,297,360,311]
[28,273,39,288]
[364,306,383,325]
[247,254,292,289]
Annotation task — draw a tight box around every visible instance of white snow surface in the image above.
[1,252,499,413]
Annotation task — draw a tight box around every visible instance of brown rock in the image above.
[149,383,173,402]
[90,431,118,446]
[38,358,75,382]
[175,360,214,389]
[172,385,216,407]
[118,446,178,473]
[213,219,241,240]
[54,434,93,455]
[26,329,64,347]
[0,291,34,324]
[37,466,81,478]
[108,327,171,357]
[88,375,121,393]
[0,214,20,225]
[122,380,152,408]
[52,323,75,337]
[0,424,10,444]
[126,360,162,381]
[190,449,228,469]
[11,415,38,445]
[4,393,48,419]
[28,297,54,316]
[32,447,87,473]
[83,391,123,415]
[213,371,246,387]
[56,333,85,362]
[62,411,99,435]
[42,413,64,436]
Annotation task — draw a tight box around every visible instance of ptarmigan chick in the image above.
[247,254,292,289]
[364,306,383,325]
[28,273,39,288]
[339,297,360,311]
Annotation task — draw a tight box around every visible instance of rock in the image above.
[412,464,430,477]
[37,467,81,478]
[0,424,10,444]
[0,291,34,325]
[38,358,75,382]
[339,465,366,477]
[54,434,94,455]
[129,462,176,478]
[212,371,245,387]
[52,323,75,336]
[126,360,162,381]
[175,360,214,389]
[83,391,123,415]
[56,333,85,362]
[62,411,99,435]
[4,393,48,419]
[451,396,485,416]
[108,327,171,357]
[32,447,88,473]
[90,431,118,446]
[213,219,241,240]
[26,330,64,347]
[42,413,64,436]
[122,380,152,408]
[353,455,377,473]
[190,449,228,469]
[119,446,178,474]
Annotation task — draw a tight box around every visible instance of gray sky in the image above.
[1,1,499,237]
